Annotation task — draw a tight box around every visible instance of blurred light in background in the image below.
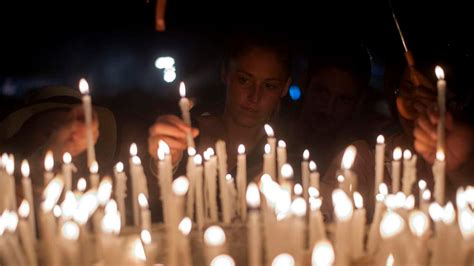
[163,67,177,83]
[289,85,301,101]
[155,56,176,83]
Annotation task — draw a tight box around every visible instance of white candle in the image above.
[113,162,127,225]
[194,155,205,231]
[408,210,429,265]
[309,161,320,190]
[178,81,196,148]
[210,255,235,266]
[237,144,247,221]
[60,221,81,265]
[277,140,287,182]
[172,176,189,228]
[375,135,385,196]
[2,210,28,265]
[418,180,426,207]
[402,150,417,195]
[421,189,431,215]
[341,145,357,196]
[204,148,218,222]
[264,124,277,179]
[311,240,335,266]
[204,225,227,265]
[41,177,64,266]
[351,192,366,260]
[141,230,157,264]
[271,253,295,266]
[62,152,73,192]
[138,193,151,231]
[129,143,140,226]
[435,66,446,153]
[433,151,446,204]
[44,150,54,185]
[157,140,173,225]
[308,195,326,247]
[280,164,294,195]
[226,174,237,221]
[79,78,96,168]
[178,217,193,265]
[186,147,196,220]
[379,210,406,264]
[332,189,353,266]
[5,154,16,211]
[301,150,310,202]
[100,203,122,265]
[89,160,100,189]
[290,197,306,265]
[21,160,37,243]
[391,147,402,193]
[263,144,274,179]
[367,184,388,255]
[246,183,262,266]
[216,140,231,223]
[18,200,38,266]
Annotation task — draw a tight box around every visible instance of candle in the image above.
[131,238,147,264]
[178,82,196,148]
[89,160,100,189]
[402,149,417,195]
[433,150,446,204]
[157,140,173,225]
[100,202,122,265]
[246,183,262,266]
[280,163,294,195]
[21,160,37,243]
[435,66,446,153]
[186,147,196,220]
[391,147,402,193]
[204,225,227,265]
[5,154,16,211]
[172,176,189,228]
[418,180,426,207]
[408,210,429,265]
[210,255,235,266]
[78,78,96,168]
[341,145,357,196]
[41,177,64,266]
[77,177,87,193]
[308,194,326,247]
[237,144,247,221]
[2,210,28,265]
[129,143,140,227]
[60,221,81,265]
[62,152,73,192]
[290,197,306,265]
[311,240,335,266]
[301,150,310,202]
[271,253,295,266]
[375,135,385,197]
[97,177,112,209]
[216,140,231,223]
[204,148,218,222]
[44,150,54,185]
[264,124,277,179]
[226,174,237,221]
[113,162,127,225]
[263,144,274,179]
[379,210,406,265]
[332,189,353,266]
[138,193,151,231]
[351,192,366,260]
[194,155,205,230]
[277,140,287,182]
[141,230,157,264]
[421,189,431,215]
[367,184,388,255]
[309,161,320,190]
[18,200,38,266]
[178,217,193,265]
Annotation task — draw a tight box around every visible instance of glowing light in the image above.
[354,192,364,209]
[403,149,412,160]
[386,254,394,266]
[310,197,322,211]
[179,82,186,97]
[101,211,121,234]
[238,144,245,154]
[443,202,456,224]
[172,176,189,196]
[187,147,196,156]
[210,255,235,266]
[132,239,146,261]
[193,154,202,165]
[2,210,18,232]
[155,56,175,69]
[138,193,148,209]
[115,162,124,173]
[337,175,344,183]
[63,152,72,164]
[97,177,113,205]
[379,183,388,195]
[341,145,356,169]
[436,150,445,161]
[291,197,306,217]
[311,240,335,266]
[435,66,445,80]
[105,200,118,214]
[272,253,295,266]
[264,144,271,154]
[129,143,138,157]
[377,135,385,144]
[246,182,261,208]
[79,78,89,94]
[303,149,310,160]
[141,230,152,245]
[308,187,320,198]
[90,161,99,174]
[278,140,286,148]
[77,178,87,192]
[404,195,415,210]
[393,147,402,160]
[332,189,353,221]
[289,85,301,101]
[178,217,192,236]
[422,190,431,201]
[44,150,54,171]
[21,160,30,177]
[204,226,226,246]
[42,178,64,212]
[18,200,30,218]
[62,221,80,240]
[418,180,427,191]
[294,184,303,196]
[159,140,170,154]
[53,205,62,218]
[309,161,317,171]
[380,211,405,238]
[280,164,293,179]
[264,124,274,137]
[132,156,141,165]
[409,210,429,237]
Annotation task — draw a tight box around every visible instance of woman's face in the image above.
[224,47,290,128]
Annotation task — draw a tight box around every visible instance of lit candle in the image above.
[418,180,427,208]
[2,210,28,265]
[41,177,64,266]
[141,230,157,264]
[194,155,205,231]
[78,78,96,167]
[435,66,446,153]
[129,143,140,226]
[301,150,310,202]
[375,135,385,197]
[44,150,54,184]
[311,240,335,266]
[89,160,100,189]
[277,140,287,182]
[61,152,74,192]
[290,197,306,265]
[379,210,406,265]
[421,189,431,215]
[113,162,127,225]
[204,225,227,265]
[21,160,36,243]
[391,147,402,193]
[172,176,189,228]
[178,217,193,265]
[332,189,353,266]
[178,81,196,148]
[263,144,274,180]
[60,221,81,265]
[131,238,147,264]
[309,160,320,190]
[351,192,366,260]
[157,140,173,225]
[204,148,218,222]
[216,140,231,223]
[237,144,247,221]
[408,210,429,265]
[340,145,357,196]
[210,254,235,266]
[138,193,151,231]
[271,253,295,266]
[18,200,38,266]
[367,183,388,255]
[246,183,262,266]
[5,154,16,211]
[264,124,277,179]
[308,191,326,247]
[225,174,237,221]
[280,163,294,195]
[402,149,417,195]
[100,200,122,265]
[433,150,446,204]
[186,147,196,220]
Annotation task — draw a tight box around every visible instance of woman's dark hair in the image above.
[222,31,292,78]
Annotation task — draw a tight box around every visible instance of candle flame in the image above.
[278,140,286,149]
[332,189,353,221]
[264,144,271,154]
[179,81,186,97]
[53,205,62,218]
[43,178,64,212]
[311,240,335,266]
[63,152,72,164]
[341,145,356,169]
[386,254,394,266]
[409,210,429,237]
[393,147,402,160]
[77,177,87,192]
[18,200,30,218]
[132,239,147,261]
[337,175,344,183]
[21,159,30,177]
[97,177,113,205]
[207,147,215,156]
[1,153,8,168]
[172,176,189,196]
[442,202,456,224]
[193,154,202,165]
[272,253,295,266]
[211,255,235,266]
[422,190,431,201]
[79,78,89,94]
[75,191,99,224]
[246,182,261,208]
[90,160,99,174]
[380,211,405,238]
[138,193,148,209]
[429,203,443,222]
[290,197,307,217]
[203,150,210,160]
[354,192,364,209]
[418,180,427,191]
[62,221,80,240]
[404,195,415,210]
[44,150,54,171]
[293,184,303,196]
[264,124,275,137]
[178,217,192,236]
[5,155,13,175]
[435,65,445,80]
[130,143,138,156]
[141,229,152,245]
[105,200,118,214]
[309,160,317,171]
[115,162,124,173]
[377,135,385,144]
[280,163,293,179]
[61,191,77,219]
[2,210,18,232]
[187,147,196,156]
[403,149,412,160]
[275,190,292,218]
[308,187,320,198]
[376,193,385,202]
[225,174,234,184]
[379,183,388,195]
[159,140,170,155]
[303,149,310,160]
[204,225,226,246]
[101,211,121,234]
[457,187,467,209]
[238,144,246,154]
[436,150,445,161]
[310,197,323,211]
[459,208,474,239]
[132,156,141,165]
